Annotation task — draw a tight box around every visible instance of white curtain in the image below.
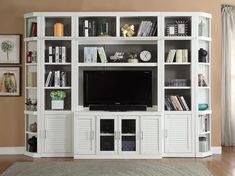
[222,5,235,146]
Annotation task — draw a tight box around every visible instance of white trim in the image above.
[0,147,24,155]
[211,146,222,154]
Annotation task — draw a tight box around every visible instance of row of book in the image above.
[48,46,67,63]
[137,21,157,37]
[45,70,67,87]
[200,115,210,132]
[81,20,97,37]
[166,49,188,63]
[84,47,108,63]
[165,95,190,111]
[28,22,37,37]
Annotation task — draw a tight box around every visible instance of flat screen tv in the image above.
[83,70,152,109]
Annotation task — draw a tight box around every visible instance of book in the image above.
[55,46,60,63]
[97,47,108,63]
[137,21,144,36]
[166,49,176,62]
[48,46,53,63]
[45,71,52,87]
[177,95,186,110]
[176,49,183,63]
[61,46,66,63]
[180,96,190,111]
[54,70,60,87]
[84,47,97,63]
[30,22,37,37]
[28,72,37,87]
[84,20,89,37]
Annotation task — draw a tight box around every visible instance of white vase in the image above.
[51,100,64,110]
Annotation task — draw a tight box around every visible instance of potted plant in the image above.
[128,52,138,63]
[50,90,66,110]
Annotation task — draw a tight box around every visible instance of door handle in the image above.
[140,131,144,140]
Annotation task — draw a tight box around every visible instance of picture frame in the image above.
[176,20,189,36]
[166,24,177,36]
[0,34,21,64]
[0,66,21,96]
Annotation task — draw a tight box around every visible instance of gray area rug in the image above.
[1,161,212,176]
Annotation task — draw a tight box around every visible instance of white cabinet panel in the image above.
[165,114,192,153]
[74,116,95,155]
[44,114,72,154]
[141,116,161,155]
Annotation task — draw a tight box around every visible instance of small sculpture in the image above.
[110,52,125,62]
[198,48,208,62]
[121,24,135,37]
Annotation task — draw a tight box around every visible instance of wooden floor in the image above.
[0,147,234,176]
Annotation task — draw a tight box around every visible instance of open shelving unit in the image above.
[24,12,212,158]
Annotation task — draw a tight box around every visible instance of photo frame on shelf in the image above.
[176,20,189,36]
[166,24,177,36]
[0,66,21,96]
[0,34,21,64]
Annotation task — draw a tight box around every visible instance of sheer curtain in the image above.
[221,5,235,146]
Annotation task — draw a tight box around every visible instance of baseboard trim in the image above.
[211,146,222,154]
[0,147,24,155]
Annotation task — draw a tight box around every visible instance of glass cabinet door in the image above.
[97,117,117,154]
[119,117,139,154]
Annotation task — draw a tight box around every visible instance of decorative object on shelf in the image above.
[198,48,208,63]
[54,23,64,37]
[0,67,20,96]
[0,34,20,64]
[199,136,209,152]
[140,50,151,62]
[25,98,37,111]
[84,47,97,63]
[165,79,188,87]
[98,19,110,36]
[121,24,135,37]
[198,74,208,87]
[198,103,208,111]
[26,51,32,63]
[199,20,206,36]
[28,22,37,37]
[97,47,108,63]
[176,20,189,36]
[166,24,177,36]
[27,136,37,152]
[31,51,37,63]
[109,52,124,62]
[50,90,66,110]
[127,52,138,63]
[29,122,37,132]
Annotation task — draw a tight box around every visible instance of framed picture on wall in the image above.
[0,34,21,64]
[0,66,21,96]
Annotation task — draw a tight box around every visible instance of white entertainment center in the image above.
[24,12,212,159]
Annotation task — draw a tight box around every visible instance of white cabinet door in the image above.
[96,116,118,155]
[165,114,192,153]
[140,116,161,155]
[74,115,95,155]
[44,114,72,154]
[118,116,139,155]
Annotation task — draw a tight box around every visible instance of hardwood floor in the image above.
[0,147,234,176]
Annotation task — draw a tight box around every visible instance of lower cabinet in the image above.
[164,114,193,155]
[44,114,72,156]
[74,114,161,158]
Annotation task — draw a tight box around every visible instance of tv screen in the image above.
[83,70,152,107]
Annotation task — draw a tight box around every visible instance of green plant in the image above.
[128,52,137,59]
[1,40,14,61]
[50,90,66,100]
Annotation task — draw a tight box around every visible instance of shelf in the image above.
[199,131,211,135]
[198,110,212,115]
[25,87,37,90]
[44,63,71,65]
[198,86,210,89]
[164,111,192,115]
[24,37,38,42]
[24,111,38,115]
[198,36,212,42]
[44,87,71,89]
[121,133,136,136]
[164,62,191,65]
[42,37,73,40]
[26,63,37,66]
[196,151,212,158]
[163,36,194,40]
[78,63,158,67]
[78,36,159,41]
[26,131,37,135]
[164,86,191,89]
[44,110,72,115]
[24,151,40,158]
[100,133,115,136]
[198,62,210,66]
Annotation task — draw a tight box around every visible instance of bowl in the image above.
[198,103,208,111]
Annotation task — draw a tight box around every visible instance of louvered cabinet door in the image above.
[74,116,95,155]
[165,114,192,153]
[140,116,161,155]
[44,114,72,154]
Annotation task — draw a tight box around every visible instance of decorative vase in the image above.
[54,23,64,36]
[51,100,64,109]
[198,103,208,111]
[29,122,37,132]
[198,48,208,62]
[128,58,138,63]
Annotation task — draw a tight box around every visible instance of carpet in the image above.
[1,161,212,176]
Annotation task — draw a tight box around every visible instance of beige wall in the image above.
[0,0,221,147]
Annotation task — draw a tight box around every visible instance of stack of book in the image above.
[48,46,67,63]
[28,22,37,37]
[137,21,157,37]
[84,47,107,63]
[82,20,96,37]
[165,95,190,111]
[200,115,210,132]
[166,49,188,63]
[45,70,67,87]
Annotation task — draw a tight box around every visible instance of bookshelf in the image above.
[24,12,212,158]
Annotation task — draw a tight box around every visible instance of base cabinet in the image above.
[164,114,193,156]
[74,114,161,158]
[44,114,72,156]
